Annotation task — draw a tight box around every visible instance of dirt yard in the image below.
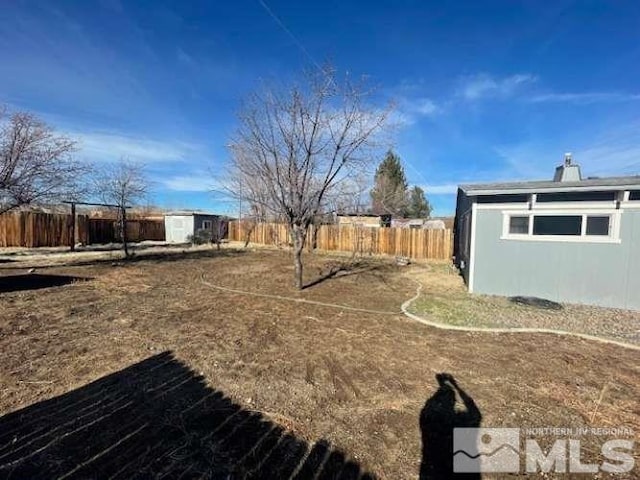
[0,248,638,478]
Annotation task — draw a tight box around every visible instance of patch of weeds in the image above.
[409,294,502,328]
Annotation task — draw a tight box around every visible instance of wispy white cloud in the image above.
[163,174,214,192]
[386,80,443,126]
[72,131,202,163]
[494,122,640,180]
[421,183,459,195]
[390,97,442,126]
[176,47,196,67]
[493,144,559,180]
[573,124,640,176]
[458,73,537,100]
[412,98,440,116]
[528,92,640,104]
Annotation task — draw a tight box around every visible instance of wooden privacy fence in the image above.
[78,218,166,244]
[228,221,453,261]
[0,212,165,247]
[0,212,75,248]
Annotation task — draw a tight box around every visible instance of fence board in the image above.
[228,221,453,261]
[0,212,166,247]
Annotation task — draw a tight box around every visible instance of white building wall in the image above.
[164,215,195,243]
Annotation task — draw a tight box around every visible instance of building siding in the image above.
[472,207,640,310]
[193,214,220,231]
[453,189,473,283]
[164,215,195,243]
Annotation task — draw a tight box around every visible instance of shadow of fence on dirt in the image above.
[0,351,375,480]
[0,274,90,293]
[0,247,246,271]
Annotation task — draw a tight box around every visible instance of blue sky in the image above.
[1,0,639,216]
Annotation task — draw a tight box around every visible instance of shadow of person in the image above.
[420,373,482,479]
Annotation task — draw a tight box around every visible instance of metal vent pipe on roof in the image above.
[554,153,582,182]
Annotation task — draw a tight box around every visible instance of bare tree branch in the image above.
[92,158,149,257]
[0,107,86,214]
[225,67,392,288]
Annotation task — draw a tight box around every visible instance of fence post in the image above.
[70,203,76,251]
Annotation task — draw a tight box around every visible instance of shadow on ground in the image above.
[0,351,374,480]
[0,274,89,293]
[420,373,482,480]
[303,259,388,290]
[0,247,246,270]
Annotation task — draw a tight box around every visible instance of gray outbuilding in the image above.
[164,211,226,244]
[454,154,640,310]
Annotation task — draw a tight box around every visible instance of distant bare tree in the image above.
[0,107,85,214]
[226,172,275,247]
[93,159,148,257]
[327,172,371,216]
[228,67,391,289]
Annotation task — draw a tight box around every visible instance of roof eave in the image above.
[461,183,640,196]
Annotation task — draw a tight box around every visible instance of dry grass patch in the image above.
[0,250,638,478]
[408,262,640,345]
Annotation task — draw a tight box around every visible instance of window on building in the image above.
[533,215,582,236]
[629,190,640,201]
[585,216,610,236]
[504,212,618,241]
[202,220,212,230]
[509,216,529,234]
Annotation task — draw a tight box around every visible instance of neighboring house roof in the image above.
[459,175,640,196]
[165,211,221,216]
[336,213,390,218]
[391,218,425,225]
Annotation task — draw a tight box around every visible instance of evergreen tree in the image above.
[406,185,431,218]
[370,150,408,216]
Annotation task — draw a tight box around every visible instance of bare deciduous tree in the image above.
[93,159,148,257]
[228,68,391,289]
[0,107,85,214]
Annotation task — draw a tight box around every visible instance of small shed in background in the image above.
[336,213,391,228]
[390,218,447,229]
[164,212,225,243]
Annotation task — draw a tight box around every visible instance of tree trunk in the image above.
[243,221,255,248]
[69,202,76,252]
[215,222,222,250]
[292,224,306,289]
[120,207,129,258]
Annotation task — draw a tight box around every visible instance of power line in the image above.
[257,0,323,72]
